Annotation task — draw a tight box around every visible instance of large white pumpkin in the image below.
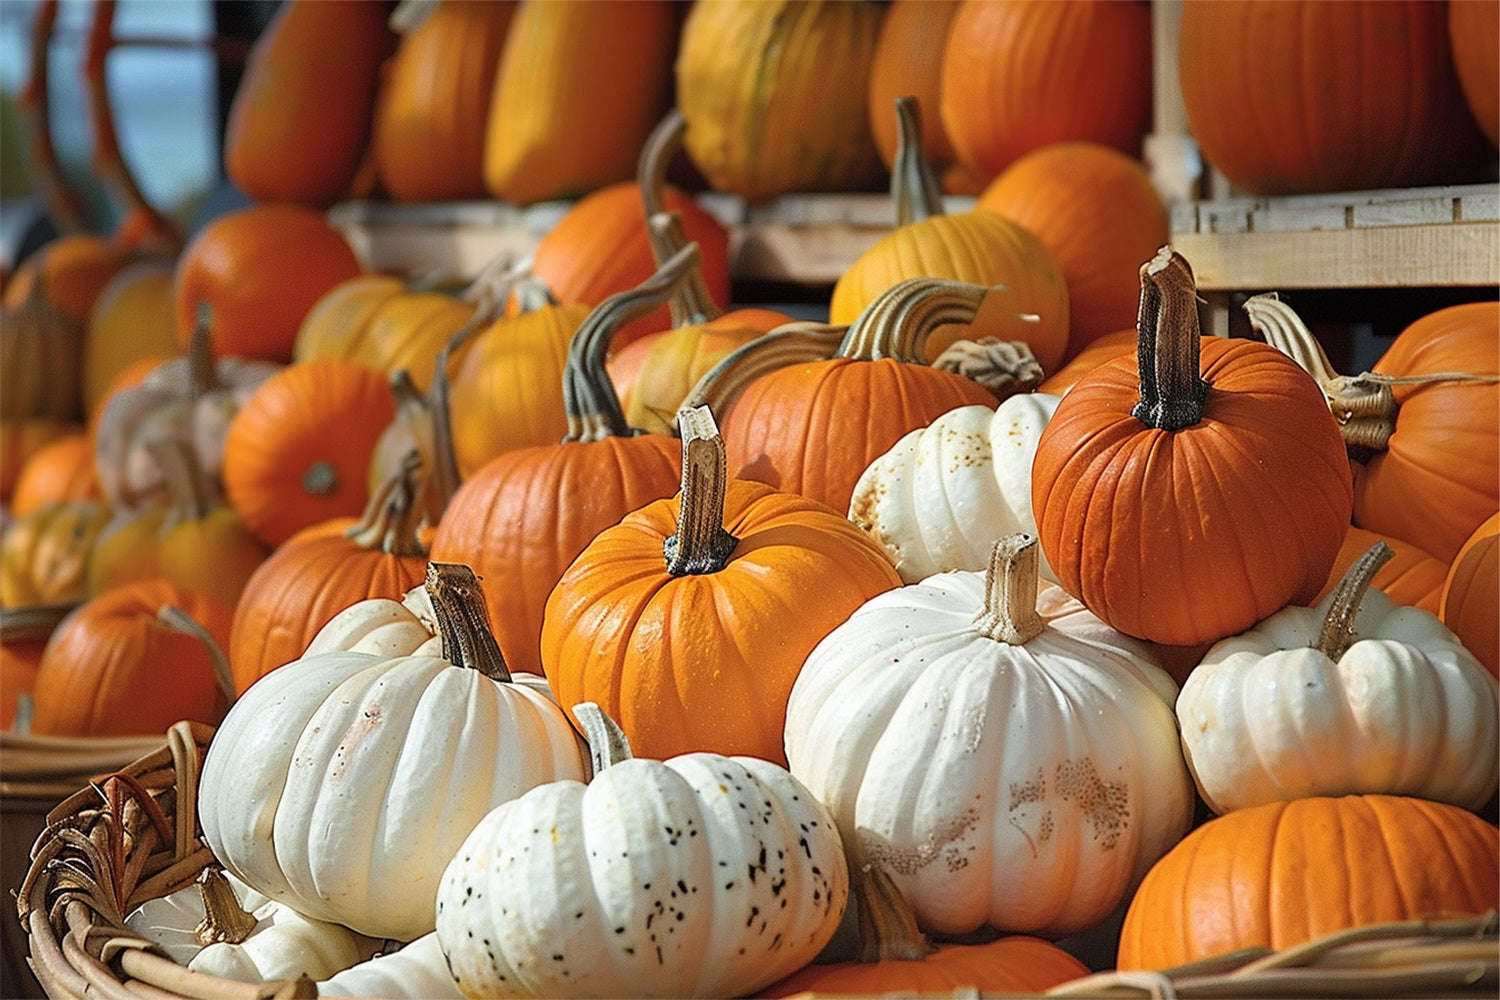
[435,704,849,999]
[1178,541,1500,814]
[199,564,589,941]
[785,535,1194,938]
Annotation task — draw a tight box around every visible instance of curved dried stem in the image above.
[649,211,720,327]
[1315,541,1392,661]
[424,562,511,682]
[573,701,634,778]
[663,405,739,576]
[157,603,235,706]
[683,322,845,425]
[345,448,427,557]
[890,96,944,225]
[839,277,990,363]
[1132,247,1208,431]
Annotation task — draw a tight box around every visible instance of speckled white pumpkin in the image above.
[435,705,849,999]
[848,393,1061,584]
[199,565,589,941]
[1178,541,1500,814]
[785,535,1194,938]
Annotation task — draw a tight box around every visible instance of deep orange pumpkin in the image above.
[1116,794,1500,970]
[1441,512,1499,679]
[1313,524,1447,615]
[1451,0,1499,147]
[1035,327,1136,395]
[9,431,99,516]
[866,0,964,186]
[2,232,138,327]
[0,419,77,503]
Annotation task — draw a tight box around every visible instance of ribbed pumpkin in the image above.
[1314,523,1447,615]
[1442,512,1499,679]
[676,0,887,201]
[374,0,517,202]
[223,0,394,206]
[221,360,396,549]
[292,273,406,367]
[866,0,965,189]
[977,142,1168,360]
[1247,295,1499,564]
[9,430,99,516]
[1115,795,1500,970]
[1177,0,1488,195]
[173,203,364,363]
[483,0,676,205]
[543,406,903,766]
[82,257,178,418]
[1451,0,1499,147]
[1032,250,1353,646]
[2,231,138,327]
[940,0,1152,181]
[29,579,233,737]
[357,288,481,393]
[0,500,109,608]
[1,275,85,422]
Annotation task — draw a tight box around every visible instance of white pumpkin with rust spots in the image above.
[435,703,849,999]
[785,534,1194,938]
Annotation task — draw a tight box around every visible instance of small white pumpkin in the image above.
[319,932,465,999]
[1178,541,1500,814]
[785,534,1194,939]
[848,393,1061,584]
[199,563,589,941]
[434,703,849,999]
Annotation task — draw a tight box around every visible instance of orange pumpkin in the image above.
[2,231,138,327]
[1,641,40,731]
[1035,327,1136,395]
[940,0,1152,182]
[543,406,902,766]
[1451,0,1499,147]
[0,419,77,503]
[293,272,407,367]
[82,257,179,418]
[1178,0,1488,195]
[1032,250,1353,646]
[1442,512,1499,679]
[977,142,1169,361]
[221,360,396,548]
[9,431,99,516]
[29,579,233,736]
[223,0,395,206]
[865,0,964,188]
[1116,794,1500,970]
[173,203,364,363]
[1314,524,1447,615]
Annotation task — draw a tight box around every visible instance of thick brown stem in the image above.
[1131,247,1208,431]
[194,867,256,946]
[890,96,944,225]
[345,449,427,557]
[839,278,990,363]
[424,563,511,681]
[185,302,221,400]
[1315,541,1393,660]
[663,406,739,575]
[572,701,634,777]
[972,534,1046,645]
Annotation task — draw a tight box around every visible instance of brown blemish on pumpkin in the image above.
[939,428,990,474]
[1056,757,1128,849]
[858,805,980,876]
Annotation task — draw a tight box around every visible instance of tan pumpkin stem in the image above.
[1132,246,1208,431]
[157,604,236,706]
[424,562,511,682]
[572,701,635,777]
[563,242,700,443]
[458,252,526,318]
[150,435,216,521]
[973,534,1045,645]
[1315,541,1393,661]
[839,278,990,363]
[849,854,932,964]
[345,449,427,557]
[194,867,256,946]
[512,276,560,314]
[186,302,222,400]
[683,322,845,421]
[664,405,739,575]
[0,602,75,643]
[639,107,683,220]
[932,338,1044,400]
[1244,292,1500,452]
[891,95,944,226]
[649,211,721,327]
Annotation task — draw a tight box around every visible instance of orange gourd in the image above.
[0,419,77,503]
[866,0,965,191]
[1451,0,1499,147]
[1442,512,1499,679]
[1178,0,1488,195]
[1116,794,1500,970]
[940,0,1152,182]
[223,0,395,206]
[221,360,396,549]
[9,431,99,516]
[293,272,407,367]
[29,579,233,736]
[82,257,178,418]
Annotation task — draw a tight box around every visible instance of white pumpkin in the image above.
[319,933,465,999]
[434,704,849,999]
[785,534,1194,939]
[848,393,1061,584]
[1178,541,1500,814]
[199,563,589,941]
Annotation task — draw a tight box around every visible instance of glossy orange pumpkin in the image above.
[0,419,77,503]
[1441,512,1499,679]
[221,360,396,548]
[9,431,99,516]
[1313,524,1447,616]
[29,579,233,737]
[1116,794,1500,970]
[1451,0,1499,147]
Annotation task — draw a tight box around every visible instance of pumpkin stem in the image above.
[891,96,944,225]
[572,701,635,776]
[301,460,340,499]
[425,326,468,516]
[649,211,721,327]
[683,322,845,421]
[194,867,256,946]
[512,276,560,314]
[345,449,427,557]
[185,302,222,400]
[459,251,527,319]
[932,338,1045,400]
[563,242,700,443]
[1132,246,1209,431]
[664,405,739,575]
[639,107,682,220]
[424,562,511,682]
[839,277,991,364]
[973,534,1046,645]
[157,604,236,706]
[1315,541,1393,661]
[847,845,932,963]
[150,435,217,522]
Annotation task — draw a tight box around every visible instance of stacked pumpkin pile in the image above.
[3,0,1498,997]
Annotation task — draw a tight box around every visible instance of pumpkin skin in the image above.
[1036,327,1136,395]
[758,934,1087,996]
[82,257,179,418]
[1451,0,1499,147]
[0,500,110,607]
[293,273,407,368]
[223,0,394,207]
[9,430,99,516]
[866,0,964,187]
[221,360,396,549]
[1314,523,1447,614]
[173,203,364,363]
[1177,0,1488,195]
[0,419,77,503]
[358,290,479,393]
[374,0,517,202]
[483,0,676,205]
[2,231,137,326]
[940,0,1152,181]
[29,579,232,737]
[1,277,85,421]
[318,932,461,1000]
[1115,795,1500,970]
[435,709,850,999]
[1442,512,1500,679]
[676,0,887,202]
[1,642,40,731]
